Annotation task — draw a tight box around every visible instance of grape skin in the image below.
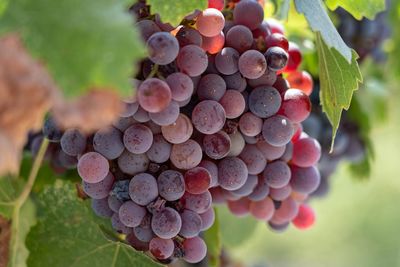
[292,137,321,167]
[92,197,113,218]
[248,175,270,201]
[219,90,246,119]
[184,167,211,194]
[179,209,203,238]
[151,207,182,239]
[181,191,212,213]
[202,131,231,160]
[93,126,124,160]
[249,197,275,221]
[262,115,294,147]
[158,170,186,201]
[223,72,247,92]
[176,27,203,47]
[60,129,86,157]
[117,150,149,175]
[119,200,147,227]
[279,89,311,123]
[198,160,219,187]
[215,48,240,75]
[183,237,207,263]
[177,45,208,77]
[161,113,193,144]
[227,131,246,157]
[239,112,263,137]
[111,213,133,235]
[196,8,225,37]
[147,32,179,65]
[123,124,153,154]
[202,31,225,54]
[232,174,258,197]
[233,0,264,30]
[290,165,321,194]
[238,50,267,79]
[83,172,114,199]
[129,173,159,206]
[248,69,277,88]
[227,198,250,217]
[226,25,254,53]
[248,86,281,118]
[146,134,172,164]
[192,100,226,134]
[269,184,292,201]
[197,74,227,101]
[263,160,291,189]
[137,78,172,113]
[218,157,248,191]
[136,19,161,41]
[149,237,175,260]
[239,144,266,175]
[270,197,299,225]
[256,140,286,161]
[77,152,109,183]
[170,139,203,170]
[199,207,215,231]
[166,72,194,102]
[149,101,180,126]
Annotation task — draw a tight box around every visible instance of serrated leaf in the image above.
[294,0,352,62]
[203,208,221,267]
[147,0,207,26]
[0,0,146,97]
[316,32,362,149]
[26,183,162,267]
[326,0,385,20]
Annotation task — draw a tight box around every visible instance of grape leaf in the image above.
[0,0,8,17]
[203,208,221,267]
[0,177,24,219]
[325,0,386,20]
[276,0,291,20]
[0,0,146,97]
[147,0,207,26]
[26,183,163,267]
[294,0,352,62]
[316,32,362,149]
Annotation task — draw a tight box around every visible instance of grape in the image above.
[291,123,303,142]
[83,172,114,199]
[209,187,226,204]
[227,198,251,217]
[129,173,159,206]
[181,191,212,213]
[265,46,288,71]
[161,113,193,144]
[206,54,220,75]
[192,100,226,134]
[179,209,202,238]
[279,142,293,162]
[279,89,311,123]
[268,221,289,233]
[218,157,248,191]
[60,129,86,156]
[270,197,299,225]
[43,117,63,142]
[219,90,246,119]
[133,106,151,122]
[233,0,264,30]
[269,184,292,201]
[252,20,271,39]
[108,195,123,213]
[232,174,258,197]
[93,126,124,160]
[166,73,194,102]
[196,8,225,37]
[249,197,275,221]
[92,198,113,218]
[227,131,245,157]
[149,237,174,260]
[113,116,137,132]
[290,165,321,194]
[238,50,267,79]
[239,112,263,137]
[176,27,203,47]
[117,150,149,175]
[203,131,231,160]
[226,25,253,53]
[283,42,302,72]
[158,170,185,201]
[292,137,321,167]
[202,31,225,54]
[183,237,207,263]
[145,120,162,135]
[177,45,208,77]
[198,160,219,187]
[185,167,211,194]
[57,150,78,169]
[273,74,289,95]
[111,213,133,234]
[137,78,172,113]
[147,32,179,65]
[136,20,161,42]
[262,115,294,147]
[292,204,315,230]
[286,70,313,96]
[119,200,147,227]
[208,0,224,10]
[197,74,227,101]
[149,101,180,126]
[265,33,289,51]
[126,233,149,252]
[77,152,109,183]
[248,175,270,201]
[265,18,285,34]
[146,134,172,164]
[215,48,240,75]
[134,214,154,242]
[151,207,182,239]
[170,140,202,170]
[223,72,246,92]
[248,86,281,118]
[120,100,139,118]
[123,124,153,154]
[110,180,130,201]
[199,207,215,231]
[239,144,266,175]
[263,160,291,189]
[248,69,277,88]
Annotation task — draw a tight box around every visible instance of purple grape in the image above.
[158,170,186,201]
[181,191,212,213]
[262,115,294,147]
[149,237,175,260]
[197,74,227,101]
[248,86,281,118]
[218,157,248,191]
[146,134,172,164]
[147,32,179,65]
[238,50,267,79]
[290,165,321,194]
[77,152,109,183]
[263,160,291,189]
[192,100,226,134]
[117,150,149,175]
[91,197,113,218]
[83,172,114,199]
[199,207,215,231]
[123,124,153,154]
[183,237,207,263]
[119,200,147,227]
[215,47,240,75]
[179,209,202,238]
[129,173,159,206]
[149,101,180,126]
[60,129,86,156]
[151,207,182,239]
[93,126,124,160]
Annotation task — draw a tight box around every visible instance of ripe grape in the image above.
[119,200,147,227]
[177,45,208,77]
[199,208,215,231]
[286,70,313,95]
[214,48,240,75]
[149,237,174,260]
[123,124,153,154]
[248,69,277,88]
[269,184,292,201]
[179,209,203,238]
[232,174,258,197]
[248,175,270,201]
[283,42,302,72]
[92,198,113,218]
[181,191,212,213]
[233,0,264,30]
[93,126,124,160]
[268,221,289,232]
[77,152,109,183]
[117,150,149,175]
[280,142,293,162]
[292,137,321,167]
[129,173,159,206]
[161,113,193,144]
[197,74,227,101]
[147,32,179,65]
[126,233,149,252]
[166,73,194,102]
[262,115,294,146]
[208,0,224,10]
[270,197,299,225]
[248,86,281,118]
[203,131,231,159]
[134,214,154,242]
[183,237,207,263]
[265,18,285,34]
[249,197,274,221]
[151,207,182,239]
[111,213,133,234]
[238,50,267,79]
[192,100,226,134]
[149,101,180,126]
[223,72,246,92]
[202,31,225,54]
[265,46,289,71]
[110,180,130,201]
[292,204,315,230]
[60,129,86,156]
[158,170,186,201]
[43,117,63,142]
[133,106,151,122]
[239,144,266,175]
[226,25,253,53]
[136,20,161,41]
[198,160,219,187]
[273,74,290,94]
[185,167,211,194]
[265,33,289,51]
[279,89,311,123]
[83,172,114,199]
[227,198,251,217]
[219,90,246,119]
[290,165,321,194]
[108,195,123,213]
[227,131,246,157]
[176,27,203,47]
[137,78,172,113]
[263,160,291,189]
[196,8,225,37]
[113,116,137,132]
[170,139,203,170]
[146,134,172,164]
[218,157,248,190]
[239,112,263,137]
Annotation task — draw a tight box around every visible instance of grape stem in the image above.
[147,64,159,79]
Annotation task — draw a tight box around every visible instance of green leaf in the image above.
[0,177,24,219]
[203,208,221,267]
[276,0,291,20]
[316,32,362,149]
[0,0,8,17]
[0,0,146,97]
[325,0,386,20]
[26,183,162,267]
[294,0,352,62]
[147,0,207,26]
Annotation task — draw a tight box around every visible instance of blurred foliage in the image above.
[325,0,386,20]
[204,209,222,267]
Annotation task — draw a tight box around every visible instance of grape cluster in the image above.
[32,0,323,264]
